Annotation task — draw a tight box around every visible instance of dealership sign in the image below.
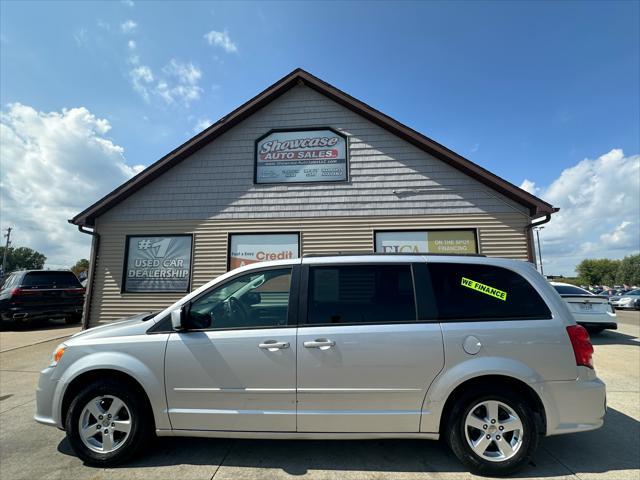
[375,230,478,254]
[229,233,299,270]
[255,129,347,183]
[123,235,192,292]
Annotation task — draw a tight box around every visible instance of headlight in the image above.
[50,344,66,367]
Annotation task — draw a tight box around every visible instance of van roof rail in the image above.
[301,252,487,258]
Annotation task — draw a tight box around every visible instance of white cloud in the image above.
[526,149,640,276]
[73,28,88,47]
[193,118,213,133]
[519,178,539,195]
[0,104,144,269]
[130,65,154,101]
[120,20,137,33]
[204,30,237,53]
[122,0,134,6]
[164,59,201,85]
[129,59,203,107]
[128,40,136,50]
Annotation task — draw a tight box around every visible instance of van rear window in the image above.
[427,263,551,321]
[22,271,81,288]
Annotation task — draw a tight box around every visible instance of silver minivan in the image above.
[35,254,606,476]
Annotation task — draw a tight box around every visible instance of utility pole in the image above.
[1,227,12,276]
[534,226,544,276]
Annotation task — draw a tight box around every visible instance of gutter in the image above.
[524,208,559,268]
[77,225,100,330]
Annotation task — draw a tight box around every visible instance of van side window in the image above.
[427,263,551,321]
[187,268,292,330]
[307,264,416,325]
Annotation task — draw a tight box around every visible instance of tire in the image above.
[445,387,540,476]
[65,379,153,466]
[65,314,82,325]
[586,326,605,335]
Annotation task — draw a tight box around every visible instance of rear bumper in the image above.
[541,370,606,436]
[1,305,82,322]
[578,322,617,330]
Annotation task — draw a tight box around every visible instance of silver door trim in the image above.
[297,388,422,393]
[173,387,296,393]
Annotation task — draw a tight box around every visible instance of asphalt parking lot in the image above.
[0,312,638,480]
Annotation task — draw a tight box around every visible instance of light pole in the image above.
[534,226,544,276]
[1,227,12,276]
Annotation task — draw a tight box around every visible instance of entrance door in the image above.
[296,262,444,433]
[165,266,298,432]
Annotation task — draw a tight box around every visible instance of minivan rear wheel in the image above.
[65,379,152,466]
[446,388,540,476]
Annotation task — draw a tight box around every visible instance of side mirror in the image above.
[170,307,184,331]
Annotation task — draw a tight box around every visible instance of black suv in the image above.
[0,270,85,325]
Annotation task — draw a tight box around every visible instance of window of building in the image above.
[427,263,551,321]
[307,264,416,325]
[187,268,292,330]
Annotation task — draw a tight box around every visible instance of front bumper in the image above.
[542,369,606,436]
[35,366,62,429]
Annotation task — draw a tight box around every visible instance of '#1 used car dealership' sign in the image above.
[123,235,193,293]
[255,128,347,183]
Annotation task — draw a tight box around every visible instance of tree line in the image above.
[575,254,640,286]
[0,246,89,278]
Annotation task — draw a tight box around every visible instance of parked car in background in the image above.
[0,270,85,326]
[550,282,617,334]
[35,255,606,476]
[611,289,640,310]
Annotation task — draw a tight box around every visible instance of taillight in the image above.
[10,288,41,297]
[566,325,594,369]
[64,288,85,294]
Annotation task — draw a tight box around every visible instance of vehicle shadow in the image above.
[56,407,639,478]
[591,330,638,347]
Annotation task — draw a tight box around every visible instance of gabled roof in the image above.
[71,68,556,227]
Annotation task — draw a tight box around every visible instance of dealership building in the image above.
[71,69,557,327]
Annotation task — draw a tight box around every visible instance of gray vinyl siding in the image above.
[100,84,528,223]
[88,83,534,326]
[89,213,530,326]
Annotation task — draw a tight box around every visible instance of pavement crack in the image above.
[0,399,34,416]
[542,445,579,477]
[210,440,235,479]
[0,369,42,373]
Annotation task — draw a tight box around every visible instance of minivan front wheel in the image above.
[446,389,540,476]
[65,380,152,466]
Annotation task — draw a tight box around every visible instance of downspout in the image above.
[524,208,559,269]
[78,225,100,330]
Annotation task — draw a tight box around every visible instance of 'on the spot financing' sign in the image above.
[123,235,192,293]
[255,128,347,183]
[375,230,478,255]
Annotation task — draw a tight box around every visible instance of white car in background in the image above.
[550,282,617,334]
[611,289,640,310]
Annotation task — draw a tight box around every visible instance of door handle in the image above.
[303,338,335,350]
[258,340,290,351]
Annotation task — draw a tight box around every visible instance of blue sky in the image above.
[1,1,639,275]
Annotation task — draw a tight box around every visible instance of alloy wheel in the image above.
[464,399,524,462]
[78,395,132,454]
